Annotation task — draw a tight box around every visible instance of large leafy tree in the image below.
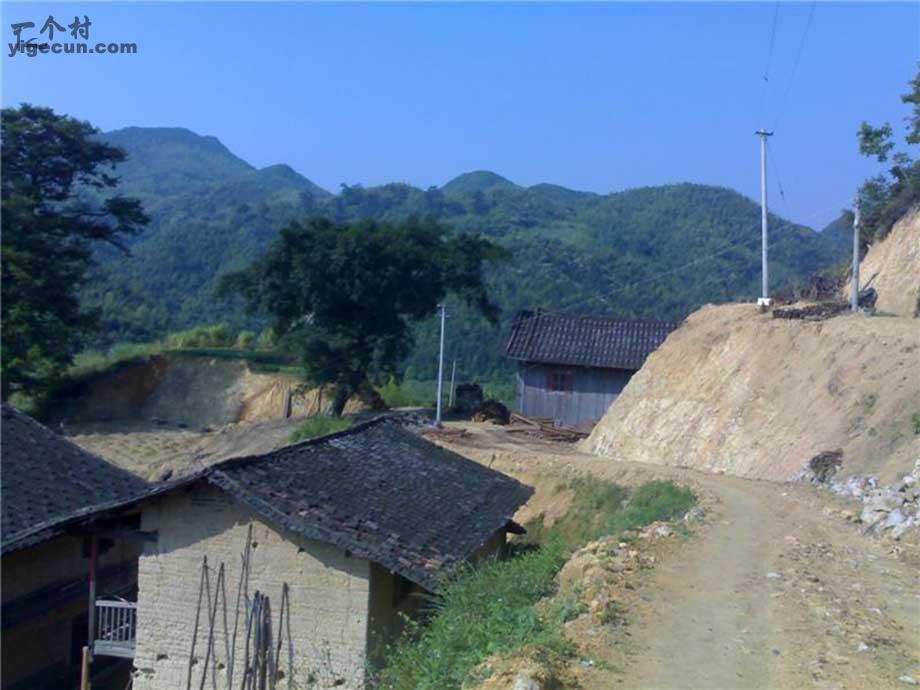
[218,217,509,414]
[856,65,920,244]
[1,104,148,399]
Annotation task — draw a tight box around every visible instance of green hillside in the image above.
[84,127,849,378]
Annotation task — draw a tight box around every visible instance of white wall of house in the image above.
[133,484,371,689]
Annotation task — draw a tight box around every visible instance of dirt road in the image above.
[610,475,919,690]
[437,424,920,690]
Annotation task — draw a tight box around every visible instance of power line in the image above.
[766,139,791,219]
[773,0,817,130]
[758,2,781,124]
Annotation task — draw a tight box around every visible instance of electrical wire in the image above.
[773,0,817,131]
[766,139,791,220]
[758,2,781,125]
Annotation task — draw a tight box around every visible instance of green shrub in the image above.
[288,416,353,443]
[164,323,236,349]
[377,378,437,408]
[235,330,257,350]
[376,479,696,689]
[374,538,572,690]
[256,327,278,350]
[69,342,164,380]
[479,378,518,412]
[912,412,920,435]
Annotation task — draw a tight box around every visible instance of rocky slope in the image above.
[844,205,920,317]
[582,303,920,485]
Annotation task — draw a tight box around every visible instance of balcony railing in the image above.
[94,598,137,658]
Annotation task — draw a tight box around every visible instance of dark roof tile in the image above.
[1,404,152,553]
[202,417,533,589]
[505,309,679,370]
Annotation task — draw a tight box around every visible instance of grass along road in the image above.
[433,423,920,690]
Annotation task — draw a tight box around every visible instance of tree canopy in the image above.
[218,217,508,413]
[857,64,920,245]
[71,126,846,380]
[1,104,148,399]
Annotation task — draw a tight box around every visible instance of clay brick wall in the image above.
[133,485,371,689]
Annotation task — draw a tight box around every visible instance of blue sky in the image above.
[3,2,918,228]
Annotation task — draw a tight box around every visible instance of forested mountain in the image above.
[85,127,849,378]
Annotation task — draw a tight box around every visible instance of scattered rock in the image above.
[512,672,542,690]
[899,675,918,686]
[766,572,783,580]
[802,460,920,539]
[883,509,907,529]
[891,519,918,540]
[683,506,706,522]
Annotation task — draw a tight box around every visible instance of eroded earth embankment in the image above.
[583,303,920,485]
[841,205,920,318]
[53,352,381,428]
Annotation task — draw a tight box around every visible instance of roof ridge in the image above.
[205,413,400,474]
[536,309,681,326]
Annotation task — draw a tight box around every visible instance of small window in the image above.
[547,371,574,392]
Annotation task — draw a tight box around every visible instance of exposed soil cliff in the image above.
[844,205,920,317]
[53,353,383,428]
[582,303,920,484]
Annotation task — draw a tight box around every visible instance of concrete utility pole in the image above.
[756,129,774,306]
[435,304,446,426]
[851,199,861,312]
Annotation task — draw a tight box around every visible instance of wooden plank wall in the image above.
[517,363,633,428]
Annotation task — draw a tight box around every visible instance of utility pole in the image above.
[435,304,446,426]
[755,128,774,306]
[448,359,457,408]
[851,199,861,312]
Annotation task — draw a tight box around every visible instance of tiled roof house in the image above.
[1,403,152,689]
[505,310,680,428]
[132,415,533,689]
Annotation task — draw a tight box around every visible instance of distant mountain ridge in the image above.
[441,170,518,195]
[84,127,849,378]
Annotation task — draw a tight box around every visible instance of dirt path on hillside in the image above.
[436,424,920,690]
[604,475,919,690]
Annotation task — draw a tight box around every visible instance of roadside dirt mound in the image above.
[583,303,920,484]
[843,205,920,317]
[54,353,383,428]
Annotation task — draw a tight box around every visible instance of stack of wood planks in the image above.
[504,413,589,443]
[421,427,469,441]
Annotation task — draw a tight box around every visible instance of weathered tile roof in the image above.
[1,404,152,553]
[505,309,680,370]
[202,417,533,589]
